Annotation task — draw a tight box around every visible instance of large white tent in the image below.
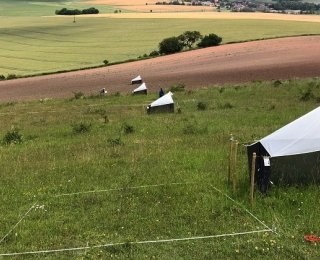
[147,92,174,113]
[247,106,320,190]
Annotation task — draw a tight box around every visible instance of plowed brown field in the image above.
[0,36,320,103]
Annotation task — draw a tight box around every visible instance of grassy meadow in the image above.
[1,0,320,76]
[1,78,320,259]
[1,1,320,259]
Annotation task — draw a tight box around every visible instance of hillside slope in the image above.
[0,36,319,102]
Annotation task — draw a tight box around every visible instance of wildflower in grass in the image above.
[255,246,259,250]
[235,249,239,253]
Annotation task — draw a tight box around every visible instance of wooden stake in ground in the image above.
[233,140,238,192]
[250,152,257,204]
[228,134,233,182]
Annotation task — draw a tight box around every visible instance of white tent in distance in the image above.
[147,92,174,114]
[131,75,142,85]
[132,82,147,95]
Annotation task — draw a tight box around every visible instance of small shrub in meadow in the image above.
[103,60,109,65]
[3,129,23,145]
[299,87,314,101]
[197,101,207,110]
[73,92,85,99]
[218,102,233,109]
[274,79,282,87]
[72,122,92,134]
[107,137,123,146]
[122,123,134,134]
[0,74,5,80]
[169,83,185,92]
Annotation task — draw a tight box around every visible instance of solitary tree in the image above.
[197,33,222,48]
[178,31,202,49]
[158,37,183,55]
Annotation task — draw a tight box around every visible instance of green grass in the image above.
[1,78,320,259]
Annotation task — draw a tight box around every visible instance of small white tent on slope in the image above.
[132,82,147,95]
[247,105,320,191]
[131,75,142,84]
[147,92,174,114]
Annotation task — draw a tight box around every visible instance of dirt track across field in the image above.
[0,36,320,103]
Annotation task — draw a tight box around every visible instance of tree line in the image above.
[55,7,99,15]
[268,1,319,11]
[158,31,222,55]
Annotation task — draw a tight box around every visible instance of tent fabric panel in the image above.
[270,151,320,184]
[133,83,147,92]
[148,103,174,114]
[133,89,147,95]
[131,75,142,84]
[260,138,320,157]
[150,92,174,107]
[258,105,320,157]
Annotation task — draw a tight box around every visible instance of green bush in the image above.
[107,137,123,146]
[7,74,17,80]
[158,36,183,55]
[300,87,315,101]
[197,33,222,48]
[218,102,233,109]
[169,83,185,92]
[103,60,109,65]
[149,50,159,57]
[3,129,23,145]
[73,92,85,99]
[178,31,202,49]
[122,123,134,134]
[274,80,282,87]
[72,122,92,134]
[197,101,207,110]
[0,74,5,80]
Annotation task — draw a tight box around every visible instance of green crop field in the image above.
[1,79,320,259]
[0,0,320,77]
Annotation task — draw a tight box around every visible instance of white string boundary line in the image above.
[0,202,38,244]
[0,229,271,256]
[53,182,197,197]
[54,182,275,233]
[212,186,276,233]
[0,182,277,256]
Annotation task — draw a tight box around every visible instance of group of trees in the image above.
[268,1,319,12]
[155,1,205,5]
[158,31,222,55]
[55,7,99,15]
